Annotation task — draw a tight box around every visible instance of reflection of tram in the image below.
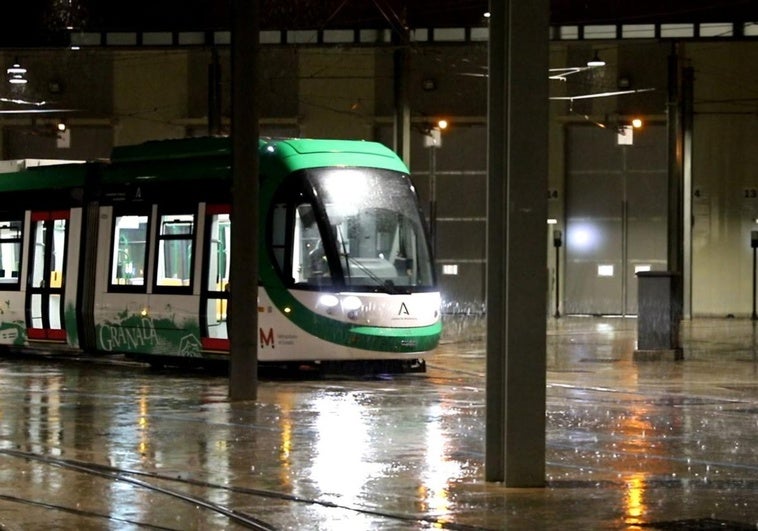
[0,137,441,372]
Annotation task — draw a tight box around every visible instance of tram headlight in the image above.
[341,296,362,311]
[318,294,340,315]
[318,294,340,308]
[341,295,362,320]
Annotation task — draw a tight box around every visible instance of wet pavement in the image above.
[0,316,755,530]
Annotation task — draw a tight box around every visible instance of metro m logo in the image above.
[259,327,275,349]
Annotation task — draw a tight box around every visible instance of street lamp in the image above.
[423,119,447,255]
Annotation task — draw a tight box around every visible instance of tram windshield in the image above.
[304,167,434,291]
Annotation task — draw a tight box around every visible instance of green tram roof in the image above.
[265,137,409,174]
[0,136,410,192]
[106,136,409,184]
[0,162,88,192]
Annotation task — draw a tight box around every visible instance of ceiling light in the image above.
[7,59,27,85]
[587,52,606,68]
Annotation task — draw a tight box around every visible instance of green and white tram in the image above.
[0,137,441,372]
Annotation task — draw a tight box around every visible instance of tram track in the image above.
[0,448,493,531]
[0,448,276,530]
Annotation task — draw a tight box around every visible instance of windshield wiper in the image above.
[342,254,400,293]
[335,225,404,294]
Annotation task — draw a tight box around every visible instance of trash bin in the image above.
[634,271,683,360]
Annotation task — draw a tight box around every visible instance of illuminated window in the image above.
[0,219,22,288]
[111,214,148,287]
[205,208,230,337]
[155,213,195,288]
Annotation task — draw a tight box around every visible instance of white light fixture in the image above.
[587,52,606,68]
[7,59,27,85]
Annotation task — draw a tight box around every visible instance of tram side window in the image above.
[205,211,230,336]
[156,213,195,288]
[206,213,230,293]
[293,204,331,285]
[270,203,287,276]
[0,219,22,287]
[111,214,148,287]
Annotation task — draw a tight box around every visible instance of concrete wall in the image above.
[1,41,758,316]
[113,50,189,145]
[688,42,758,316]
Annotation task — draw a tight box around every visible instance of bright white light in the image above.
[634,265,651,274]
[442,264,458,275]
[567,223,600,252]
[342,296,362,311]
[598,264,614,277]
[547,218,558,225]
[322,170,368,217]
[318,294,339,308]
[117,215,144,230]
[310,394,374,508]
[7,62,27,85]
[7,64,26,75]
[587,53,606,67]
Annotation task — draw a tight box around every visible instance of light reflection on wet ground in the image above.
[0,316,754,529]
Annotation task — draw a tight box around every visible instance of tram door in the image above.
[201,205,231,351]
[26,211,69,342]
[564,124,667,315]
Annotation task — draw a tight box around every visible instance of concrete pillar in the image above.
[229,0,259,401]
[485,0,549,486]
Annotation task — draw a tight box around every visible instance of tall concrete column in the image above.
[682,66,694,319]
[393,34,411,166]
[229,0,259,401]
[485,0,549,486]
[667,45,684,313]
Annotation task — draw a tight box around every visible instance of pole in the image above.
[752,231,758,321]
[753,247,756,321]
[554,229,562,318]
[229,0,259,400]
[429,145,437,256]
[485,0,548,486]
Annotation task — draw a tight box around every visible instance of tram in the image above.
[0,137,441,372]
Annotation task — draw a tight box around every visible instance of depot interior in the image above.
[2,10,757,320]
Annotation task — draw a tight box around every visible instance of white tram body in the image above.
[0,137,441,372]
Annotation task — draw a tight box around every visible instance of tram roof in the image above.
[105,136,409,184]
[0,162,88,192]
[263,138,409,174]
